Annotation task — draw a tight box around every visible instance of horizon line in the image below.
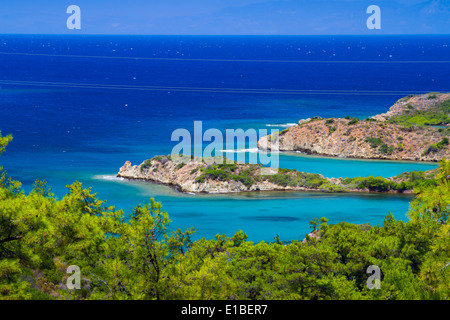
[1,33,450,37]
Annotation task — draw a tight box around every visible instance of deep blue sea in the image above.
[0,35,448,242]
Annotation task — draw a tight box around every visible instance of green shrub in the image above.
[436,137,449,149]
[357,176,391,192]
[389,99,450,127]
[268,174,293,187]
[303,174,326,189]
[365,137,383,148]
[379,144,394,155]
[347,117,360,125]
[232,175,255,188]
[424,137,449,155]
[196,163,255,187]
[320,182,346,193]
[140,159,153,172]
[427,92,440,99]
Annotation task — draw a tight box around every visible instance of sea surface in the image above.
[0,35,448,242]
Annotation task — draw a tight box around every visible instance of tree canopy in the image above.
[0,133,448,300]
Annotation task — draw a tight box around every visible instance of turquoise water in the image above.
[79,149,436,243]
[86,174,417,242]
[0,35,447,243]
[3,133,437,243]
[278,152,438,178]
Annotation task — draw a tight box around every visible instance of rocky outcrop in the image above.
[117,93,446,194]
[117,157,329,194]
[373,92,450,122]
[117,155,434,194]
[301,230,321,244]
[258,93,450,162]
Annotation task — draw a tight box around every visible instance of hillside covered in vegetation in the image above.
[258,93,450,161]
[117,155,438,194]
[1,133,449,300]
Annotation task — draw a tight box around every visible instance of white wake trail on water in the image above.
[265,123,297,128]
[220,148,260,153]
[92,175,126,182]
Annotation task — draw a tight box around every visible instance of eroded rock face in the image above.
[117,157,343,194]
[117,155,425,194]
[118,94,446,194]
[118,157,289,194]
[258,93,450,162]
[260,118,448,161]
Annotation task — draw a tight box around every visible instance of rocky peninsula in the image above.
[258,93,450,161]
[117,155,437,194]
[117,93,446,194]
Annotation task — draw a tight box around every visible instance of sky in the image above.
[0,0,449,35]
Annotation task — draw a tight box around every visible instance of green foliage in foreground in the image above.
[0,135,449,300]
[0,132,12,155]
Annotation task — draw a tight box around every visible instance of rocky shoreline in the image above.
[117,155,436,195]
[117,93,446,195]
[258,93,450,162]
[118,157,327,194]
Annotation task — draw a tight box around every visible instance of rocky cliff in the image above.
[117,155,436,194]
[118,156,328,194]
[258,93,450,161]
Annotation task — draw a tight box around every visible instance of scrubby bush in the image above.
[268,174,293,187]
[424,138,449,155]
[365,137,383,148]
[140,159,153,172]
[379,144,394,155]
[347,117,360,125]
